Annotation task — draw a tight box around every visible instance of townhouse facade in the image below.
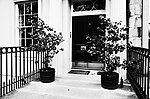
[0,0,149,79]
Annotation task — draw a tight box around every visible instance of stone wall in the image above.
[129,0,142,47]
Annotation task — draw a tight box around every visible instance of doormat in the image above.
[68,70,90,75]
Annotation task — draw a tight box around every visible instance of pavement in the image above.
[2,74,138,99]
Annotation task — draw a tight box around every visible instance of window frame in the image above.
[71,0,108,17]
[15,0,38,47]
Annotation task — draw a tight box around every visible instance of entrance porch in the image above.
[2,74,137,99]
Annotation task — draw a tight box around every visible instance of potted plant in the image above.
[31,18,64,83]
[86,15,128,89]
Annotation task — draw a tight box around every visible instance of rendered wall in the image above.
[0,0,129,77]
[53,0,127,77]
[110,0,126,25]
[142,0,149,48]
[110,0,127,80]
[0,0,71,76]
[0,0,16,47]
[40,0,71,76]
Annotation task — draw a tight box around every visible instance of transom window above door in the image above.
[73,0,106,12]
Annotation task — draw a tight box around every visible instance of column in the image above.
[62,0,72,75]
[142,0,149,48]
[49,0,64,76]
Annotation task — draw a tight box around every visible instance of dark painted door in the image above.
[72,15,103,62]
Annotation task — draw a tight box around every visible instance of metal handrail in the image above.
[127,47,150,99]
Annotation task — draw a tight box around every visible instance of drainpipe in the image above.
[141,0,143,47]
[126,0,129,79]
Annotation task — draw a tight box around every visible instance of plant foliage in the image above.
[86,15,129,72]
[31,18,64,67]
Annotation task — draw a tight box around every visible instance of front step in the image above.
[72,61,104,70]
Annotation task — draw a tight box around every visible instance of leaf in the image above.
[30,17,64,65]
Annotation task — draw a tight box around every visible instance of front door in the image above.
[72,15,104,70]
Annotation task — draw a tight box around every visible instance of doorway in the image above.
[72,15,104,70]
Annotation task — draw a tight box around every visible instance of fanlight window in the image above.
[73,0,106,12]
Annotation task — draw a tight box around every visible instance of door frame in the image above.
[70,0,110,68]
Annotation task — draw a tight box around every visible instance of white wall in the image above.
[110,0,126,25]
[62,0,72,75]
[38,0,50,23]
[40,0,71,76]
[110,0,127,80]
[142,0,149,48]
[0,0,16,47]
[0,0,129,78]
[0,0,71,76]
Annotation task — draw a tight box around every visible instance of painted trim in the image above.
[14,1,38,46]
[13,0,37,3]
[70,0,110,64]
[141,0,143,47]
[14,2,19,46]
[72,10,106,16]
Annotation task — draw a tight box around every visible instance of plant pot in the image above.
[101,72,119,89]
[40,67,55,83]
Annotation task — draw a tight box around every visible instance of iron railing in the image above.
[127,47,150,99]
[0,47,46,97]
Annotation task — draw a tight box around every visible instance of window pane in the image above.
[32,14,38,24]
[26,39,32,47]
[18,1,38,47]
[73,1,84,12]
[19,28,25,38]
[84,1,93,11]
[25,15,32,26]
[32,2,38,14]
[21,39,25,47]
[33,39,38,44]
[26,27,32,38]
[73,0,106,12]
[18,4,24,15]
[94,0,106,10]
[19,16,24,26]
[33,27,36,34]
[25,3,31,14]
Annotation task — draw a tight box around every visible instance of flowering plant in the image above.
[31,18,64,67]
[86,16,128,72]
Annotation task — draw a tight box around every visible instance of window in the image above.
[72,0,107,17]
[17,1,38,47]
[73,0,106,12]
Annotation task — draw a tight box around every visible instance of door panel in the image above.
[72,15,101,61]
[72,15,105,69]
